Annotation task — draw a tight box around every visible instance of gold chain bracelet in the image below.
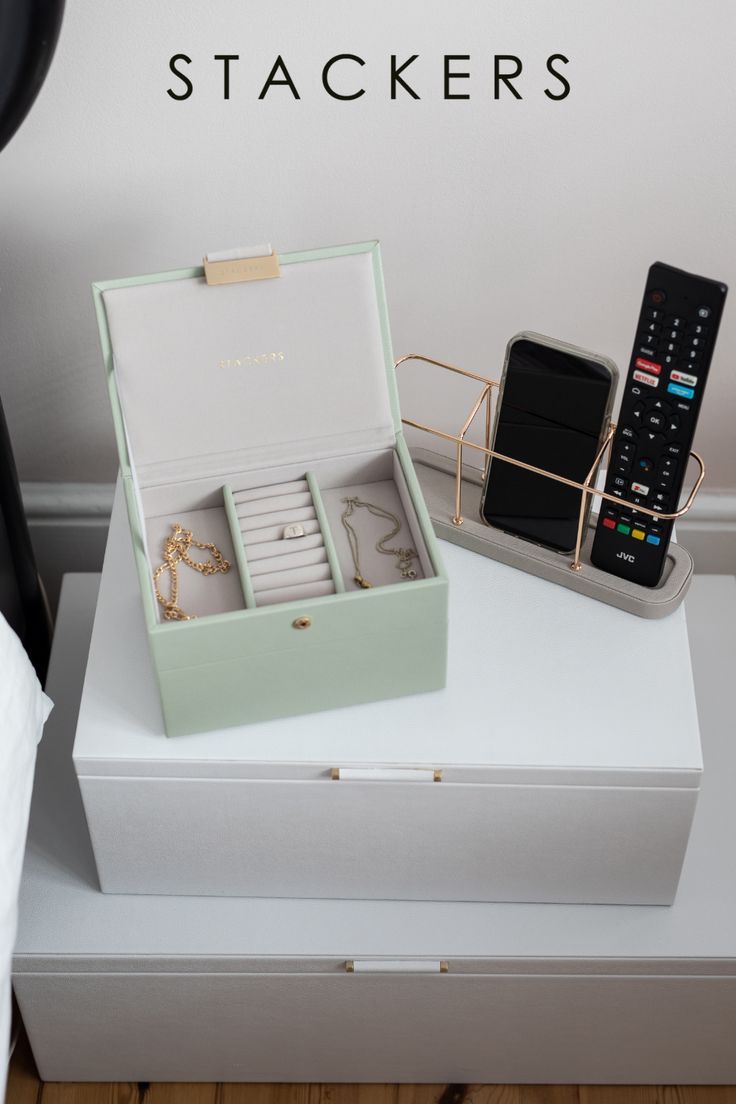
[152,523,231,621]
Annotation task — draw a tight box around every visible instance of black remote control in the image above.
[590,262,727,587]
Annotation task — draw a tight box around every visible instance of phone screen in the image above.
[481,337,613,552]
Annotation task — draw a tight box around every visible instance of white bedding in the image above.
[0,614,52,1099]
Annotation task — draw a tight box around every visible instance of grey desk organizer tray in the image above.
[399,355,701,619]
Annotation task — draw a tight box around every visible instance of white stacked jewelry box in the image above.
[13,573,736,1082]
[70,483,702,904]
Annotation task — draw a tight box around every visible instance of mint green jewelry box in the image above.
[93,241,448,736]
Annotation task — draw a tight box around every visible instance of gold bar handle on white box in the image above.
[330,767,442,783]
[345,960,449,974]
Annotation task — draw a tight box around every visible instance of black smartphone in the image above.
[480,332,618,553]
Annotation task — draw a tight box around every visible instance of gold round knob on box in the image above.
[292,616,312,630]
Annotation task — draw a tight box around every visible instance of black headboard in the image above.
[0,398,52,683]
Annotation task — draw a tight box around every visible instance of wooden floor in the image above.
[6,1033,736,1104]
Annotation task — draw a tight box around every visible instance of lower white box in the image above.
[72,484,703,905]
[72,484,702,905]
[13,574,736,1082]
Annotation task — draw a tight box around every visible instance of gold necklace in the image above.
[340,497,418,589]
[152,523,231,621]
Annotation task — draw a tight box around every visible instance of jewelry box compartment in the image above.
[141,446,437,623]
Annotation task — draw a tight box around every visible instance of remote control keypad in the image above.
[591,263,727,586]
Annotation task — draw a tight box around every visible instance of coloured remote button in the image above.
[646,534,661,546]
[670,370,698,387]
[667,382,694,399]
[633,370,659,387]
[602,517,616,529]
[635,356,662,375]
[631,529,646,541]
[616,523,631,535]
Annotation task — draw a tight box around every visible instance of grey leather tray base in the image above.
[411,448,694,619]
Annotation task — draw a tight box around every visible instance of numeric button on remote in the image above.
[669,315,686,329]
[645,308,665,322]
[690,323,708,336]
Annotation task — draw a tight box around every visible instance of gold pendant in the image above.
[354,574,373,589]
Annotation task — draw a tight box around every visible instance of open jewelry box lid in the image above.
[93,242,399,489]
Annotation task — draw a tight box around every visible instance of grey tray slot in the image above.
[411,448,693,619]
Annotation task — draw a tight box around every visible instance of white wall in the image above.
[1,0,735,489]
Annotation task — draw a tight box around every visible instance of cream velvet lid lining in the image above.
[103,250,396,488]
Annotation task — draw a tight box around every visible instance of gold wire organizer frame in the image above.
[396,353,705,574]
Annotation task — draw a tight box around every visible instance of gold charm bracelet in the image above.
[152,522,231,621]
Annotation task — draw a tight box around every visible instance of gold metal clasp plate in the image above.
[203,244,280,286]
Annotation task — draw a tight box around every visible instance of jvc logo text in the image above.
[617,551,636,563]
